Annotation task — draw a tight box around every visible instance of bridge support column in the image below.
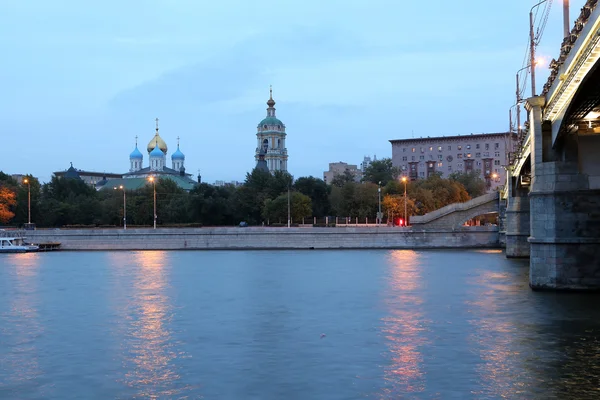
[505,194,530,258]
[529,162,600,290]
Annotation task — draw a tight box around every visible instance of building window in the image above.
[494,160,501,165]
[458,163,463,168]
[438,155,443,160]
[420,172,424,177]
[412,156,415,161]
[485,143,489,150]
[448,145,452,150]
[495,151,500,157]
[437,162,443,167]
[477,161,482,166]
[420,147,425,153]
[420,155,424,160]
[466,145,471,150]
[402,165,407,170]
[448,165,452,171]
[412,147,416,152]
[476,144,480,149]
[403,148,406,152]
[429,146,433,151]
[495,143,499,149]
[429,155,433,160]
[467,153,472,158]
[475,152,481,158]
[484,152,489,157]
[457,153,463,159]
[458,145,462,150]
[438,146,442,151]
[402,156,407,161]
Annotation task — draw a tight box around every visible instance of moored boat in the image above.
[0,237,39,253]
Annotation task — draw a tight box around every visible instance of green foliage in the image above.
[262,191,312,224]
[331,169,356,187]
[362,158,399,186]
[293,176,331,217]
[448,171,487,198]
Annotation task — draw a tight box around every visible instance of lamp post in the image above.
[148,176,156,229]
[23,178,31,225]
[114,185,126,229]
[529,0,549,96]
[401,176,408,227]
[377,181,382,225]
[287,182,291,228]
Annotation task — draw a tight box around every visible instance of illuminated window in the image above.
[438,146,442,151]
[458,145,462,150]
[467,153,472,158]
[438,162,443,167]
[429,146,433,151]
[412,148,416,152]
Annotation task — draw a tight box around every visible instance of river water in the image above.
[0,250,599,399]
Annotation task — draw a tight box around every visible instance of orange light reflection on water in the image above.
[112,251,193,398]
[380,250,427,396]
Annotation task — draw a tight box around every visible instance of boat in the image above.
[0,230,39,253]
[0,237,39,253]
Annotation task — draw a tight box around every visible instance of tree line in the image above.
[0,159,488,228]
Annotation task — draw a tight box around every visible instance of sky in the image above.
[0,0,588,183]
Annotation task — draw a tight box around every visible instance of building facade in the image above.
[360,155,377,173]
[390,132,515,191]
[255,87,288,173]
[323,162,362,184]
[53,163,122,186]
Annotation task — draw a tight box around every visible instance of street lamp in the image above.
[23,178,31,225]
[148,176,156,229]
[401,176,408,227]
[529,0,549,96]
[287,181,291,228]
[377,181,382,225]
[113,185,126,230]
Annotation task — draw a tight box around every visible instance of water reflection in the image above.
[379,250,427,397]
[466,268,533,398]
[0,253,44,395]
[110,251,192,398]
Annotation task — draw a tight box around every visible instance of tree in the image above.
[294,176,331,217]
[362,158,399,186]
[0,186,16,224]
[382,194,416,223]
[448,171,487,198]
[331,169,356,187]
[262,192,312,224]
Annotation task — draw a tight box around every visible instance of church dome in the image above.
[147,133,168,153]
[130,146,143,159]
[258,116,284,128]
[150,144,164,157]
[172,146,185,160]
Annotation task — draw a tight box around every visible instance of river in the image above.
[1,250,599,399]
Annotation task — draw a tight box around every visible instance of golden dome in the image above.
[146,118,168,153]
[147,133,168,153]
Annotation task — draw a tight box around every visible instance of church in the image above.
[98,119,200,191]
[255,87,288,173]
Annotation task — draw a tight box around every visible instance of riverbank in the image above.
[25,226,499,250]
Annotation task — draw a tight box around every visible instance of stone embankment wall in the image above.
[26,227,499,251]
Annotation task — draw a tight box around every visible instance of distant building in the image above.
[390,132,515,191]
[360,155,377,173]
[54,163,122,186]
[323,162,362,184]
[255,86,288,173]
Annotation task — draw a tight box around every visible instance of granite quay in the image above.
[25,226,499,251]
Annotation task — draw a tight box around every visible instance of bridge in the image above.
[504,0,600,290]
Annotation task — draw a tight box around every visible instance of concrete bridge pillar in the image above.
[526,97,600,290]
[505,168,530,257]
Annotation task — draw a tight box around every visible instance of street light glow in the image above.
[23,178,28,184]
[401,176,407,183]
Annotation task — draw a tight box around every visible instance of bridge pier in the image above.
[526,97,600,290]
[505,194,530,258]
